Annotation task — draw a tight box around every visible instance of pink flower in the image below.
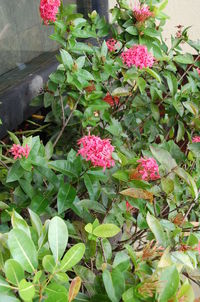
[133,5,152,23]
[103,93,120,107]
[106,39,119,52]
[77,135,115,170]
[10,144,30,160]
[137,157,160,181]
[197,68,200,76]
[40,0,61,25]
[121,45,154,69]
[192,136,200,143]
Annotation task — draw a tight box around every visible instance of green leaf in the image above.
[112,170,129,182]
[146,212,167,247]
[122,287,141,302]
[174,166,198,199]
[0,275,12,292]
[7,131,20,145]
[101,40,108,57]
[70,42,93,54]
[151,103,160,121]
[93,224,121,238]
[177,281,195,302]
[42,255,56,273]
[112,87,130,97]
[83,174,100,201]
[77,199,106,214]
[28,209,42,237]
[60,243,85,272]
[164,71,178,96]
[60,49,73,70]
[103,268,125,302]
[48,216,68,262]
[4,259,24,286]
[113,251,130,271]
[8,229,38,273]
[183,101,199,116]
[137,77,146,93]
[174,54,194,64]
[7,161,24,183]
[76,56,85,69]
[49,160,77,178]
[150,146,177,172]
[145,68,161,83]
[0,293,20,302]
[125,26,138,35]
[45,283,68,301]
[188,142,200,157]
[19,279,35,302]
[57,183,76,214]
[176,120,185,142]
[11,210,31,238]
[158,265,179,302]
[161,178,174,194]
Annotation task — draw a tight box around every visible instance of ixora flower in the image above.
[10,144,30,160]
[121,45,154,69]
[197,68,200,76]
[103,93,120,107]
[137,157,160,181]
[40,0,61,25]
[106,39,120,52]
[77,135,115,170]
[133,5,152,23]
[192,136,200,143]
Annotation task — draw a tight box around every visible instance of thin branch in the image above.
[53,93,83,148]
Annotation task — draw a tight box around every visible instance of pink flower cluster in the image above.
[197,68,200,76]
[77,135,115,170]
[40,0,61,25]
[10,144,30,160]
[192,136,200,143]
[106,39,119,52]
[137,157,160,181]
[121,45,154,69]
[133,5,152,23]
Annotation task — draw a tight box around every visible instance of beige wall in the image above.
[109,0,200,52]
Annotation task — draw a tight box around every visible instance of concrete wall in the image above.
[109,0,200,52]
[0,0,75,76]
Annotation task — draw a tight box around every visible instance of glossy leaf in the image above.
[19,279,35,301]
[146,212,167,247]
[158,265,179,302]
[8,229,38,273]
[93,224,121,238]
[60,243,85,272]
[48,216,68,261]
[4,259,24,286]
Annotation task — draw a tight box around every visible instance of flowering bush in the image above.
[1,0,200,301]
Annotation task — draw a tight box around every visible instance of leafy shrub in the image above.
[1,0,200,301]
